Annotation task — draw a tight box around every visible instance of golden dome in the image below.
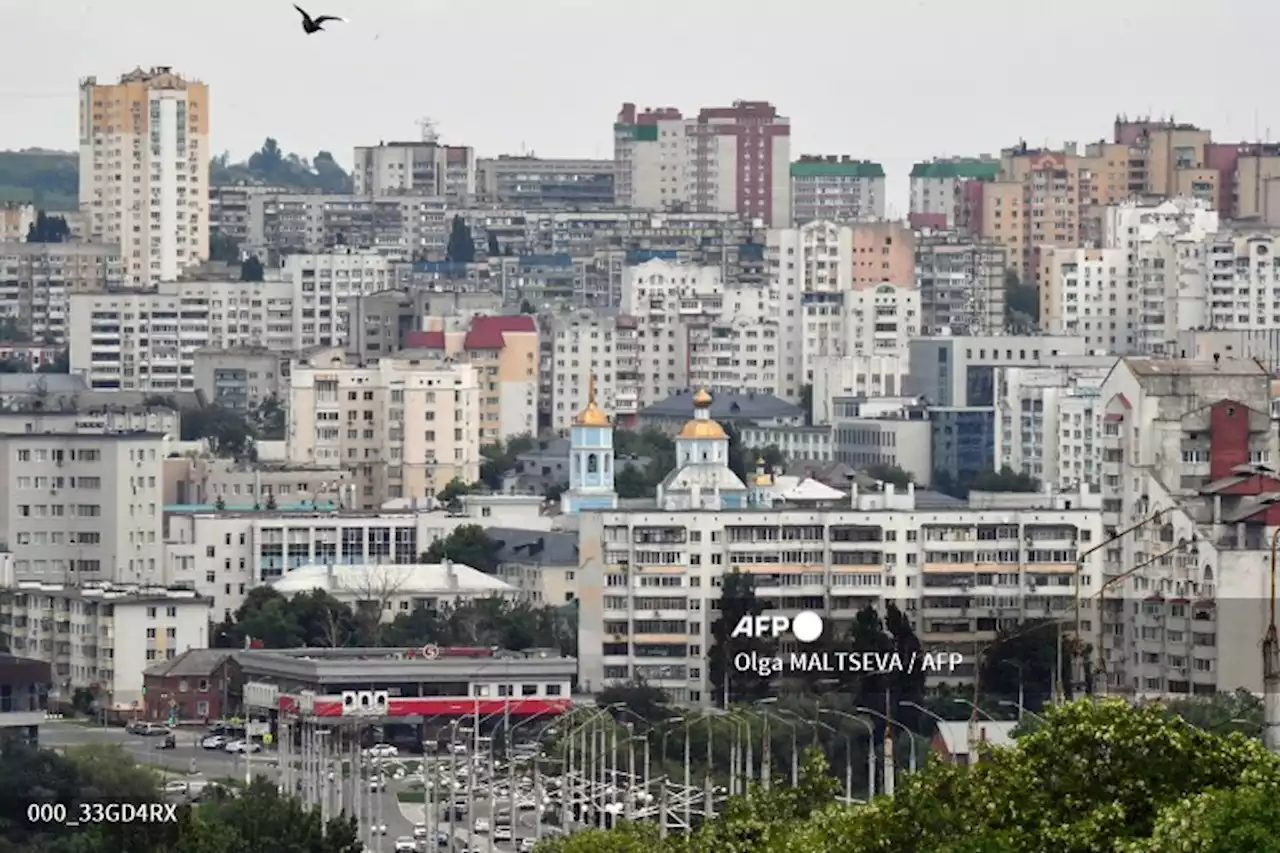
[576,403,610,427]
[692,388,713,407]
[677,419,727,440]
[575,375,611,426]
[753,473,773,486]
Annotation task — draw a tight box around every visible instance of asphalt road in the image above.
[41,723,552,853]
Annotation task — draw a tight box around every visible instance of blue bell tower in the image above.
[561,376,618,514]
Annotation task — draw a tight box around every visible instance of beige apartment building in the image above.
[401,315,539,444]
[0,242,123,344]
[78,67,209,286]
[286,348,481,508]
[0,203,35,242]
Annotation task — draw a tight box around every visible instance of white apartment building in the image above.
[613,102,792,226]
[993,366,1110,489]
[810,354,909,424]
[1095,357,1277,699]
[0,574,209,710]
[69,252,394,392]
[79,67,209,286]
[164,495,549,618]
[845,282,920,356]
[287,349,481,508]
[0,432,166,585]
[0,407,180,439]
[908,159,1001,229]
[352,136,476,201]
[0,243,125,345]
[576,483,1104,703]
[789,157,886,224]
[1038,247,1129,353]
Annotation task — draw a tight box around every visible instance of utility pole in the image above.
[1265,530,1280,753]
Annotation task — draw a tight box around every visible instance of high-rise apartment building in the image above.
[914,231,1008,335]
[0,432,167,584]
[286,348,481,508]
[0,243,123,344]
[908,158,1000,230]
[78,67,209,286]
[352,133,476,202]
[789,156,885,224]
[613,101,791,225]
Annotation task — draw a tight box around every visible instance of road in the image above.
[41,723,553,853]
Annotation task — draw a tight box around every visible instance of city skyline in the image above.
[4,0,1279,207]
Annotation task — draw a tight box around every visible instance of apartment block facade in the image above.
[0,242,124,345]
[789,156,886,224]
[286,348,481,508]
[353,138,476,201]
[78,67,209,286]
[614,101,792,225]
[576,484,1104,703]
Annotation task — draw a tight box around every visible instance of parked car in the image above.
[129,722,169,736]
[368,824,387,836]
[493,825,512,842]
[225,740,261,754]
[435,830,451,847]
[411,824,428,840]
[472,817,490,834]
[519,839,536,852]
[201,735,229,750]
[162,780,189,796]
[394,837,416,853]
[364,743,398,758]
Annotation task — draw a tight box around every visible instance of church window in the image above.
[587,454,599,474]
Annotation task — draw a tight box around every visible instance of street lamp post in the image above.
[997,700,1047,725]
[817,708,875,798]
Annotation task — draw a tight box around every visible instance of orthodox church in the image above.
[655,388,749,510]
[561,377,619,514]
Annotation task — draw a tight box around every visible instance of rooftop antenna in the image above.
[418,117,439,144]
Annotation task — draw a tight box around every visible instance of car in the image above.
[201,735,229,750]
[225,740,261,754]
[517,796,537,810]
[393,837,416,853]
[411,824,428,840]
[364,743,399,758]
[368,777,386,792]
[493,825,512,841]
[472,817,490,834]
[519,839,536,852]
[450,743,468,754]
[162,780,189,795]
[435,830,451,847]
[368,824,387,836]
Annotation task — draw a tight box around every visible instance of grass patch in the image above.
[397,791,426,804]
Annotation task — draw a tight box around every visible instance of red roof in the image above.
[404,330,446,349]
[463,315,536,350]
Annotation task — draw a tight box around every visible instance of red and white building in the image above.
[240,645,575,721]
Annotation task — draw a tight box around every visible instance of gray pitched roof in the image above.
[489,527,579,566]
[142,648,234,678]
[639,390,802,421]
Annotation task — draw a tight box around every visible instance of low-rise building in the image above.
[0,577,210,711]
[163,457,350,510]
[141,648,239,723]
[489,528,579,606]
[267,562,515,621]
[0,653,50,746]
[638,390,804,434]
[192,347,293,412]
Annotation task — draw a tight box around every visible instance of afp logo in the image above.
[730,611,824,643]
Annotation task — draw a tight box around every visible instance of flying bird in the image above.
[294,4,347,34]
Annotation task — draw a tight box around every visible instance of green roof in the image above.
[614,124,658,142]
[910,160,1001,180]
[790,160,885,179]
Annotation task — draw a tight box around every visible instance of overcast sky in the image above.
[2,0,1276,210]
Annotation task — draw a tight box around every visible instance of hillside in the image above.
[0,149,78,211]
[0,138,351,214]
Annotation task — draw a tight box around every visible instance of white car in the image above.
[411,824,428,840]
[519,839,536,852]
[368,776,386,792]
[473,817,490,834]
[493,825,512,841]
[368,824,387,836]
[224,740,261,754]
[393,837,416,853]
[364,743,399,758]
[517,796,537,810]
[163,780,189,795]
[200,735,228,750]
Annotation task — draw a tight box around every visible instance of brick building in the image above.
[141,649,239,723]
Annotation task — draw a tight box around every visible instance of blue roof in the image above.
[519,254,572,268]
[413,261,470,274]
[626,250,679,264]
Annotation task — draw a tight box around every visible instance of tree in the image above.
[722,421,749,484]
[422,524,499,573]
[865,463,913,488]
[177,775,360,853]
[980,618,1070,710]
[707,569,775,706]
[252,395,286,441]
[536,700,1280,853]
[36,350,69,374]
[520,299,536,314]
[614,463,651,499]
[800,383,814,425]
[25,211,69,243]
[0,150,79,211]
[436,477,473,509]
[1005,269,1040,333]
[478,436,536,490]
[179,404,255,460]
[934,465,1040,500]
[209,229,240,263]
[240,254,265,282]
[838,603,926,717]
[487,231,501,256]
[446,215,475,263]
[596,680,676,729]
[211,139,353,192]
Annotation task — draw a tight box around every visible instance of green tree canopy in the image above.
[422,524,500,573]
[446,215,476,263]
[26,211,69,243]
[240,254,265,282]
[211,139,353,192]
